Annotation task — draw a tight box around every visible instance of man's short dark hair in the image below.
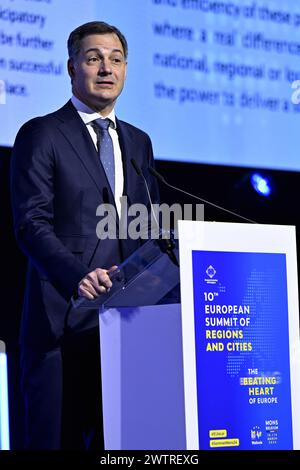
[68,21,128,59]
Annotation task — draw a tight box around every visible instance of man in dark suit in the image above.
[10,21,159,450]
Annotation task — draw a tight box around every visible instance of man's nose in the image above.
[98,58,112,75]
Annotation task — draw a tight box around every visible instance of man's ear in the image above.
[67,58,75,80]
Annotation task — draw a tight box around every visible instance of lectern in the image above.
[77,221,300,450]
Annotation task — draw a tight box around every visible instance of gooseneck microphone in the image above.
[148,167,257,225]
[130,158,160,231]
[130,158,179,267]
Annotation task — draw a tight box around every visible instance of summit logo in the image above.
[205,265,218,285]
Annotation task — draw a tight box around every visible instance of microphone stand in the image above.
[131,159,179,267]
[149,167,257,225]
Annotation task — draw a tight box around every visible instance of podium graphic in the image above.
[179,221,300,450]
[77,222,300,450]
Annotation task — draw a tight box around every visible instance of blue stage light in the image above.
[250,173,272,197]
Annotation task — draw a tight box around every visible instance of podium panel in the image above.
[99,304,186,450]
[76,232,183,449]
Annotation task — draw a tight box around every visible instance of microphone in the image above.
[130,158,160,233]
[148,167,256,224]
[130,158,179,267]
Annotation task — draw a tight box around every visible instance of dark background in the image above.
[2,144,300,449]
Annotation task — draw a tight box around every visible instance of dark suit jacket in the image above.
[11,100,159,350]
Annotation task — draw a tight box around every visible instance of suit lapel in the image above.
[55,101,111,198]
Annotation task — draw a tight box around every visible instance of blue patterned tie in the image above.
[92,118,115,195]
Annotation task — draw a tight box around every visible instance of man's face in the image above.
[68,33,127,115]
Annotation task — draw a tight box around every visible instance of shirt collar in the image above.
[71,95,117,129]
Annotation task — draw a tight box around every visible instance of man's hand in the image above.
[78,266,118,300]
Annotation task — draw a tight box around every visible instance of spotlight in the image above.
[250,173,272,197]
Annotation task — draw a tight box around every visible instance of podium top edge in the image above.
[178,221,296,229]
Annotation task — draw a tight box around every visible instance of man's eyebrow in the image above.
[85,47,124,55]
